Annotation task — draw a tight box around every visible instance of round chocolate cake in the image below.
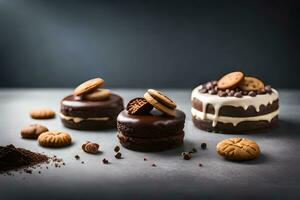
[191,72,279,133]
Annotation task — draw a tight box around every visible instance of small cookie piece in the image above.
[217,71,244,90]
[82,141,99,154]
[21,124,48,139]
[38,131,72,147]
[147,89,177,109]
[82,89,111,101]
[74,78,104,96]
[126,97,153,115]
[30,108,55,119]
[239,76,265,91]
[144,89,176,117]
[216,137,260,161]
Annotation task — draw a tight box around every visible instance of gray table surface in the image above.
[0,89,300,200]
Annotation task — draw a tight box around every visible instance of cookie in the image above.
[126,97,153,115]
[82,89,111,101]
[147,89,177,109]
[74,78,104,96]
[144,90,176,116]
[30,108,55,119]
[217,71,244,90]
[21,124,48,139]
[239,76,265,91]
[38,131,72,147]
[216,137,260,161]
[82,141,99,154]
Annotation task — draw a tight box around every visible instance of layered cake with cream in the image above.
[191,71,279,133]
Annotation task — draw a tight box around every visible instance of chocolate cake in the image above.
[191,71,279,133]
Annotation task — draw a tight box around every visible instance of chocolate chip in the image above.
[201,143,207,149]
[218,91,227,97]
[114,145,120,152]
[102,158,109,164]
[248,91,257,97]
[181,152,192,160]
[144,158,147,161]
[198,163,203,167]
[234,92,242,98]
[152,163,156,167]
[75,155,80,160]
[115,152,122,159]
[212,80,218,86]
[265,85,272,94]
[199,88,208,93]
[258,88,266,94]
[208,89,217,95]
[81,161,84,164]
[205,82,214,90]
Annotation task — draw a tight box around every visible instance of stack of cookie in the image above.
[117,89,186,152]
[60,78,124,130]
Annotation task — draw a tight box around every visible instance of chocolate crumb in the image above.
[198,163,203,167]
[114,145,120,153]
[102,158,109,164]
[115,152,122,159]
[75,155,80,160]
[81,161,84,164]
[151,163,156,167]
[38,171,41,174]
[201,143,207,150]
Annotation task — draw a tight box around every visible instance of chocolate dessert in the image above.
[191,71,279,133]
[117,89,186,152]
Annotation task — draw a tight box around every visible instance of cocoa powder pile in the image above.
[0,144,49,172]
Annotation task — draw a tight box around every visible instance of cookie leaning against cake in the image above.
[117,89,186,152]
[191,71,279,133]
[60,78,124,130]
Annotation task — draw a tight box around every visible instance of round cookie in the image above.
[21,124,48,139]
[239,76,265,91]
[117,109,185,152]
[60,93,124,130]
[216,137,260,161]
[144,91,176,116]
[82,89,111,101]
[30,108,55,119]
[217,71,244,90]
[38,131,72,148]
[147,89,177,109]
[126,97,153,115]
[74,78,104,96]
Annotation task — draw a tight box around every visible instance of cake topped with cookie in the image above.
[191,71,279,133]
[117,89,185,152]
[60,78,124,130]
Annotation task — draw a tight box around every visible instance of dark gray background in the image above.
[0,0,299,88]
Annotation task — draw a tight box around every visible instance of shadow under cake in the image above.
[60,94,124,130]
[117,109,185,152]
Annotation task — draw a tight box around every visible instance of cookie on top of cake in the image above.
[191,71,279,133]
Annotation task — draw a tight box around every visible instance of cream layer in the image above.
[191,107,279,126]
[60,113,110,123]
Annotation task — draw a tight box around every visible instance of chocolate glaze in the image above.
[61,93,124,118]
[117,132,184,152]
[117,109,185,138]
[192,116,278,133]
[192,98,279,117]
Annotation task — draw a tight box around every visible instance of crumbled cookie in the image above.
[81,141,99,154]
[239,76,265,91]
[38,131,72,147]
[82,89,111,101]
[73,78,104,96]
[216,137,260,161]
[126,97,153,115]
[217,71,244,90]
[30,108,55,119]
[144,89,176,116]
[21,124,48,139]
